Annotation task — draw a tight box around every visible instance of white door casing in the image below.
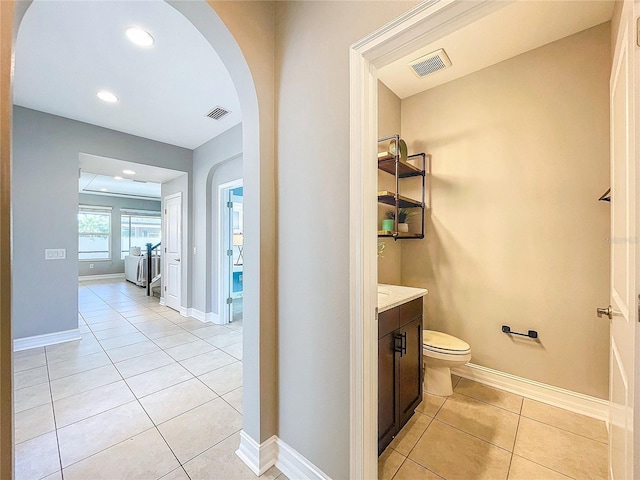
[609,2,636,479]
[164,192,182,312]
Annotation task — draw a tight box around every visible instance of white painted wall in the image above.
[191,124,242,316]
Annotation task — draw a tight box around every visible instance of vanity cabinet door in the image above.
[398,315,423,426]
[378,330,399,454]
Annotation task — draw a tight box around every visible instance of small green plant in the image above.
[385,208,413,223]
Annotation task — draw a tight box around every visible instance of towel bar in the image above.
[501,325,538,339]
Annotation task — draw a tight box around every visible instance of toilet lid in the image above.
[423,330,470,354]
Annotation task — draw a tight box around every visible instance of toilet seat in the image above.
[423,330,471,356]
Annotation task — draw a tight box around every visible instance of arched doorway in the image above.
[2,1,277,477]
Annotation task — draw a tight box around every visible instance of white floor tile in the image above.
[57,401,154,467]
[114,350,175,378]
[126,362,194,398]
[53,380,136,427]
[15,431,61,480]
[14,402,55,444]
[63,428,179,480]
[179,349,236,377]
[50,364,122,400]
[158,398,243,463]
[139,378,218,424]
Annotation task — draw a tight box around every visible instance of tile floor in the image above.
[13,279,285,480]
[379,376,609,480]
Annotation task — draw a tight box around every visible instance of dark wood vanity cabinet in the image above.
[378,297,423,455]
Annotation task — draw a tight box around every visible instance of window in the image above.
[121,210,161,259]
[78,206,111,260]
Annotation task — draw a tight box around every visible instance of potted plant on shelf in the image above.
[385,209,413,233]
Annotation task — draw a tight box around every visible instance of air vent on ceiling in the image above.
[206,106,231,120]
[409,49,452,78]
[132,180,148,184]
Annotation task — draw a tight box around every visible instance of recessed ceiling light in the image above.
[126,27,154,47]
[100,188,108,192]
[122,169,136,175]
[97,90,118,103]
[114,176,123,180]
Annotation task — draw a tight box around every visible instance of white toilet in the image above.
[423,330,471,396]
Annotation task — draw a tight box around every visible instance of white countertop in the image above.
[378,283,428,313]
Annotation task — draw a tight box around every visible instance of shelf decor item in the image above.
[385,209,412,233]
[381,218,394,231]
[377,134,426,240]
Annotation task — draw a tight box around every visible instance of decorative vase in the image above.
[398,223,409,233]
[381,219,394,232]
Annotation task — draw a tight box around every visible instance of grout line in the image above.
[44,343,65,480]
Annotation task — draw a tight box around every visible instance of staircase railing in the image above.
[146,242,161,296]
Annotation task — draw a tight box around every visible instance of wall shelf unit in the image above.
[378,134,426,240]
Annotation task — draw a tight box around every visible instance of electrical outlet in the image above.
[89,264,94,269]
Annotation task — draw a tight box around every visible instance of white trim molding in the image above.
[185,308,219,323]
[276,438,331,480]
[236,431,278,476]
[348,1,511,477]
[78,273,125,282]
[236,432,330,480]
[452,363,610,422]
[13,328,81,352]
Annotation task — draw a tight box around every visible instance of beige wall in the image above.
[378,81,402,285]
[400,23,611,398]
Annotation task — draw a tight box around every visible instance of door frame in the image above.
[218,178,243,325]
[348,0,637,477]
[163,191,182,311]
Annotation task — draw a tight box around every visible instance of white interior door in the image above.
[608,3,636,478]
[164,193,182,312]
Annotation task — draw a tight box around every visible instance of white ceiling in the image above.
[79,172,161,200]
[79,152,185,199]
[378,1,615,99]
[14,0,241,149]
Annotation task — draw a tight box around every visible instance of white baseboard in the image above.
[188,308,206,322]
[452,363,609,422]
[159,297,165,306]
[78,273,125,281]
[179,306,188,317]
[236,431,330,480]
[185,308,220,323]
[13,328,81,352]
[276,438,331,480]
[236,431,278,476]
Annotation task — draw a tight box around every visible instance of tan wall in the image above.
[0,3,14,477]
[378,81,402,285]
[400,23,611,398]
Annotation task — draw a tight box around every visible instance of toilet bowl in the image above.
[423,330,471,396]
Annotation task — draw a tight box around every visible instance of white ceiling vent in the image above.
[206,106,231,120]
[409,49,452,78]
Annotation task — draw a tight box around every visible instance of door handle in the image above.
[596,305,621,319]
[401,332,407,356]
[175,258,181,262]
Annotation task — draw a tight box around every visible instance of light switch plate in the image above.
[45,248,66,260]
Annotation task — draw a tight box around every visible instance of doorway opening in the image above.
[219,180,243,325]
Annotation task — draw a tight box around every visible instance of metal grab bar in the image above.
[501,325,538,339]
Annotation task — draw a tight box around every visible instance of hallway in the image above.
[13,279,281,480]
